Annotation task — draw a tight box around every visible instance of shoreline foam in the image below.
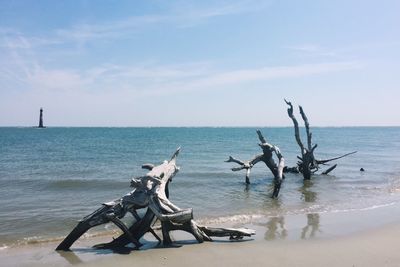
[3,200,400,249]
[2,202,400,266]
[2,221,400,267]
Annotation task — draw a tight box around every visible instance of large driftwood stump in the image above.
[56,148,255,251]
[226,130,285,198]
[284,100,356,180]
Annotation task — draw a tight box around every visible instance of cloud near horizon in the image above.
[1,52,363,96]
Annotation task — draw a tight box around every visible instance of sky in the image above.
[0,0,399,126]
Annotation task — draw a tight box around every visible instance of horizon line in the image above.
[1,125,400,128]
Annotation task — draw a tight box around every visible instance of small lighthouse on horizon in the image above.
[38,108,45,128]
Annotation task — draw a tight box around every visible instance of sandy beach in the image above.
[2,214,400,267]
[86,223,400,267]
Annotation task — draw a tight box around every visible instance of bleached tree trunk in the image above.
[226,130,285,198]
[285,99,356,179]
[57,148,255,251]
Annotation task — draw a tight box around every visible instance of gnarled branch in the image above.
[285,99,356,180]
[316,151,357,165]
[285,99,305,155]
[227,130,285,198]
[57,148,255,251]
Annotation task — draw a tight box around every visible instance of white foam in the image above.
[198,213,265,225]
[197,201,399,226]
[329,202,396,214]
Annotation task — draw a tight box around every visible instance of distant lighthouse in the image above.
[38,108,45,128]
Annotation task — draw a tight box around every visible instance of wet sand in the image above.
[86,223,400,267]
[1,218,400,267]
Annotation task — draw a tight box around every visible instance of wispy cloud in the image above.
[21,62,364,96]
[145,61,363,95]
[286,44,337,57]
[54,15,165,44]
[286,41,400,59]
[0,50,215,93]
[0,0,268,48]
[27,68,85,91]
[1,46,362,96]
[196,62,360,85]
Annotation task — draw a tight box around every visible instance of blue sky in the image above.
[0,0,399,126]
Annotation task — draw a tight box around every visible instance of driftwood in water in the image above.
[56,148,254,251]
[226,130,285,198]
[284,100,356,180]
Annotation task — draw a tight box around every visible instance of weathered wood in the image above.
[316,151,357,165]
[56,206,109,251]
[226,130,285,198]
[283,166,299,173]
[226,156,253,184]
[94,208,157,249]
[57,148,255,251]
[284,99,356,179]
[285,100,305,155]
[141,163,155,170]
[56,148,181,251]
[199,226,255,240]
[321,164,337,175]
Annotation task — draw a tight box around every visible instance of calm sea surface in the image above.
[1,127,400,247]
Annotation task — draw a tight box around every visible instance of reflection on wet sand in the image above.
[300,180,321,239]
[258,179,323,241]
[260,213,321,241]
[257,198,288,241]
[301,213,320,239]
[300,180,317,203]
[264,216,287,240]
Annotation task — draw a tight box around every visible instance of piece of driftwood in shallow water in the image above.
[226,130,285,198]
[284,99,357,180]
[56,148,255,251]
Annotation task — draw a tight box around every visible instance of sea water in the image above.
[1,127,400,247]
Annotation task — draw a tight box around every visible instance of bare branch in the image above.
[285,99,305,154]
[231,166,246,171]
[299,106,312,151]
[316,151,357,165]
[273,145,282,159]
[225,156,245,166]
[256,130,267,144]
[311,144,318,153]
[272,155,285,198]
[142,164,155,170]
[322,164,337,175]
[170,147,181,162]
[248,154,264,166]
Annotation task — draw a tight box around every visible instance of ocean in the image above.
[1,127,400,248]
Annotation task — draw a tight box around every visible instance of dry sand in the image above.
[2,222,400,267]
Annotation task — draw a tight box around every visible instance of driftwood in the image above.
[56,148,254,251]
[284,100,356,179]
[226,130,285,198]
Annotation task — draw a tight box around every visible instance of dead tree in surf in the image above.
[284,99,356,180]
[226,130,285,198]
